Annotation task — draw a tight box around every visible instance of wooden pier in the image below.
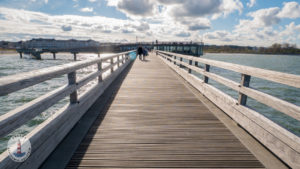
[0,51,299,169]
[64,53,272,168]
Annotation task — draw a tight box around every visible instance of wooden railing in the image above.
[0,51,134,169]
[156,50,300,168]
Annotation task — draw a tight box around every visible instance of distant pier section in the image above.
[16,38,101,60]
[2,38,204,60]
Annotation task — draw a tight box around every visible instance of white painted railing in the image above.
[157,50,300,169]
[0,51,134,169]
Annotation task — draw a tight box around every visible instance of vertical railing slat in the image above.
[68,72,78,104]
[188,60,193,73]
[174,56,176,65]
[204,64,210,83]
[110,58,114,73]
[238,74,251,105]
[180,57,183,68]
[117,55,120,67]
[97,60,102,83]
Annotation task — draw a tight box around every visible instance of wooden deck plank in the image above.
[67,53,264,168]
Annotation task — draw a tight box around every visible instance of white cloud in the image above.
[106,0,119,6]
[175,31,191,37]
[61,25,72,31]
[0,1,299,47]
[278,1,300,19]
[162,0,243,20]
[89,0,97,2]
[80,7,93,12]
[0,7,128,41]
[0,7,189,42]
[44,0,48,4]
[117,0,155,16]
[230,2,300,47]
[218,0,243,18]
[178,18,211,31]
[188,23,210,31]
[122,28,134,34]
[169,0,222,18]
[105,0,243,39]
[107,0,243,20]
[133,22,150,31]
[247,0,256,8]
[248,7,281,27]
[279,22,300,37]
[204,30,233,42]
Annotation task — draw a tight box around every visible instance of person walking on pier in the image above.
[143,48,148,60]
[137,46,144,60]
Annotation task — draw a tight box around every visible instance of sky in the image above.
[0,0,299,47]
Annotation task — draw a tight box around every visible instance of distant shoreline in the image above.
[204,51,300,56]
[0,49,299,56]
[0,49,17,54]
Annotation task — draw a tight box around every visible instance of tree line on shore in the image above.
[204,43,300,55]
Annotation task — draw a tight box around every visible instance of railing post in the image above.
[238,74,251,105]
[97,60,102,83]
[203,64,210,83]
[53,52,56,60]
[73,53,77,61]
[173,55,176,65]
[125,54,128,61]
[68,72,78,104]
[180,57,183,68]
[117,55,120,68]
[188,60,192,73]
[110,58,114,73]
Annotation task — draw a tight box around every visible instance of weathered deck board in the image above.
[66,54,265,168]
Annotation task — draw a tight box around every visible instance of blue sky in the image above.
[0,0,299,47]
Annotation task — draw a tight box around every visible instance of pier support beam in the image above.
[52,52,57,60]
[72,52,78,61]
[97,53,100,58]
[33,53,42,60]
[19,52,23,59]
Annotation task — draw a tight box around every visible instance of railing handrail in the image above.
[0,50,135,96]
[0,50,134,169]
[158,51,300,88]
[157,51,300,121]
[156,50,300,168]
